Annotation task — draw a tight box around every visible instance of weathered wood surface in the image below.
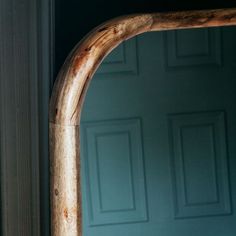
[50,124,82,235]
[49,8,236,236]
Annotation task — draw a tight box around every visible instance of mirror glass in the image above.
[80,26,236,236]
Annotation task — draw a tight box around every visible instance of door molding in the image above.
[0,0,54,235]
[49,8,236,235]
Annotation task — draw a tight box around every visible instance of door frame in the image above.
[49,8,236,236]
[0,0,54,235]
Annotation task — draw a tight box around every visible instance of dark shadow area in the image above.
[55,0,236,75]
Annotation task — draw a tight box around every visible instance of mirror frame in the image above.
[49,8,236,236]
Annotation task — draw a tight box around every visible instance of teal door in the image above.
[80,26,236,236]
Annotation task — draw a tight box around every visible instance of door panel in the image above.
[168,111,231,219]
[80,26,236,236]
[81,119,147,226]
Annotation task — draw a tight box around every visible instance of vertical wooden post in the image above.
[50,124,82,235]
[49,9,236,235]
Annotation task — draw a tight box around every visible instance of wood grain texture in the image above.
[49,8,236,236]
[50,124,82,236]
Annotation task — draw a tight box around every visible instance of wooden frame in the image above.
[49,8,236,236]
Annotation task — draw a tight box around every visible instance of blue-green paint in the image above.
[80,27,236,236]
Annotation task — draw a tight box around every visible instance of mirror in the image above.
[49,9,236,235]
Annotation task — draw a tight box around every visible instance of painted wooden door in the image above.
[80,26,236,236]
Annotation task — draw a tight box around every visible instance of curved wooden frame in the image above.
[49,8,236,236]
